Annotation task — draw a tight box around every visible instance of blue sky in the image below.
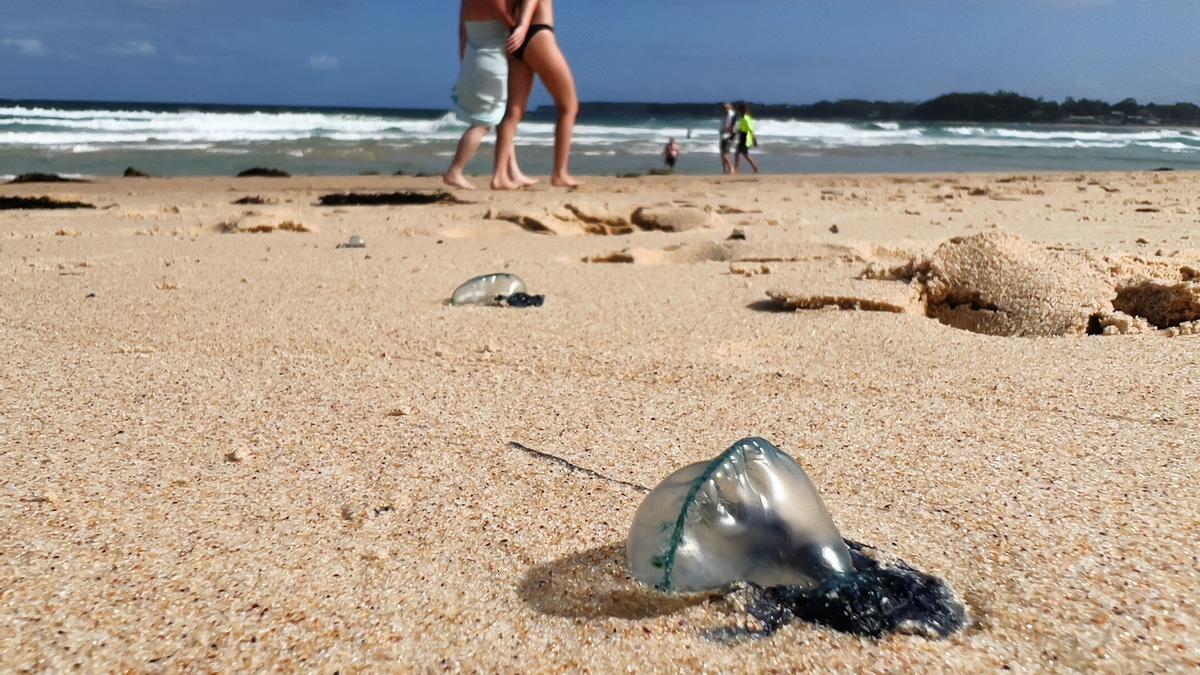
[2,0,1200,108]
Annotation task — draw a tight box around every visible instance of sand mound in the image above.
[630,206,724,232]
[585,239,875,268]
[920,232,1115,337]
[562,202,634,235]
[1113,280,1200,329]
[489,203,721,237]
[584,242,734,266]
[772,232,1164,337]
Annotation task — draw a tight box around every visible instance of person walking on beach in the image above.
[492,0,582,189]
[663,137,681,171]
[734,103,761,175]
[719,103,736,174]
[444,0,537,190]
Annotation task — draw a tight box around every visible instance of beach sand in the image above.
[2,172,1197,671]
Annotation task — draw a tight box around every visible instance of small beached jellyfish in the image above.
[337,235,366,249]
[628,437,967,638]
[450,273,543,307]
[628,437,852,594]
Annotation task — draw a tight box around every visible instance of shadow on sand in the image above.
[746,299,792,313]
[517,543,715,621]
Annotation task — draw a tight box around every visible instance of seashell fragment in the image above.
[628,437,852,594]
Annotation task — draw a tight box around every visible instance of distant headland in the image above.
[546,91,1200,126]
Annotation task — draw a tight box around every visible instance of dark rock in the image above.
[8,173,85,184]
[232,196,269,205]
[393,169,407,176]
[236,167,290,178]
[1151,167,1175,172]
[727,228,747,241]
[359,171,381,176]
[0,196,96,210]
[123,167,151,178]
[317,191,456,207]
[829,225,840,234]
[85,293,97,298]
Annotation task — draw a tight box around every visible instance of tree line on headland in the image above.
[564,92,1200,125]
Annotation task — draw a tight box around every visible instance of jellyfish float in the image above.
[450,273,544,308]
[627,437,968,638]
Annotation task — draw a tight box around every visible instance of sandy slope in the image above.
[1,173,1198,671]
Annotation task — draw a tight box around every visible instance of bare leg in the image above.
[444,125,490,190]
[493,59,536,190]
[510,153,537,188]
[742,151,761,174]
[721,152,733,174]
[523,32,581,188]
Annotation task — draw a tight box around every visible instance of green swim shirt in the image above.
[739,114,757,147]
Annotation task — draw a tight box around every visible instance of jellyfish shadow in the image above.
[518,541,968,642]
[517,543,714,621]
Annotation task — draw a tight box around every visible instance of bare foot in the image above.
[551,173,582,189]
[443,171,477,190]
[514,172,539,188]
[491,176,521,191]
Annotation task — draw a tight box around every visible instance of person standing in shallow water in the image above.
[734,103,761,175]
[719,103,736,174]
[664,137,681,171]
[444,0,537,190]
[492,0,582,189]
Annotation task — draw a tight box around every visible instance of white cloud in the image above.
[2,37,47,56]
[106,40,158,57]
[308,54,339,71]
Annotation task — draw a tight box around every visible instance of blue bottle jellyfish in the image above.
[628,438,968,638]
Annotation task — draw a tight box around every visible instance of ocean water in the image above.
[3,101,1200,178]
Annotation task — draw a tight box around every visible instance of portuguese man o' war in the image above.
[628,437,852,593]
[627,437,968,638]
[451,273,544,308]
[337,234,366,249]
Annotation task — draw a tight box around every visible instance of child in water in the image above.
[664,138,681,170]
[444,0,537,190]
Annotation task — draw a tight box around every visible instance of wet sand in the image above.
[2,172,1198,671]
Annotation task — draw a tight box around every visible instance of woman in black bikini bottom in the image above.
[513,24,553,61]
[493,1,581,189]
